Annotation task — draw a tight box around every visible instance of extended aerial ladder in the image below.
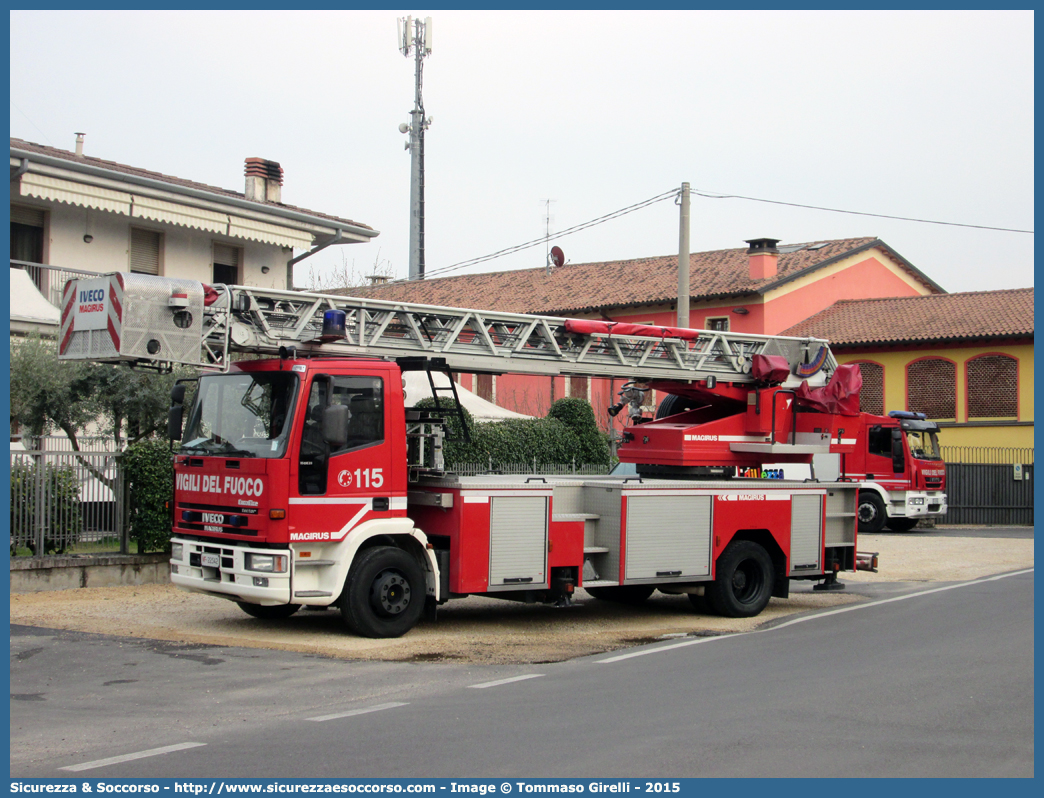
[58,272,839,389]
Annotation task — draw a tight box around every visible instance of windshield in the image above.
[181,372,298,458]
[905,429,941,461]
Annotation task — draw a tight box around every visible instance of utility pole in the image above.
[677,182,691,328]
[398,16,433,281]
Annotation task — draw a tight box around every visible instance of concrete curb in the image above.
[9,553,170,593]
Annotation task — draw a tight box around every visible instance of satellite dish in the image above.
[550,246,565,269]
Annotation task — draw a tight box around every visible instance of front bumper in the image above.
[169,537,291,605]
[896,491,947,518]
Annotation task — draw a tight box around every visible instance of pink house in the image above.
[348,237,944,430]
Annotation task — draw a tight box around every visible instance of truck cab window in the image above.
[867,426,893,458]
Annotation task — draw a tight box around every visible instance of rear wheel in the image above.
[886,517,920,532]
[705,541,774,618]
[340,546,426,638]
[857,493,888,534]
[586,585,655,605]
[236,602,301,620]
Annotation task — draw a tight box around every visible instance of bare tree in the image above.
[305,249,396,293]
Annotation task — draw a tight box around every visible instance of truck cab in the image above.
[846,411,947,532]
[168,357,440,637]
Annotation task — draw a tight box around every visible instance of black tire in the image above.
[886,517,920,533]
[705,541,774,618]
[236,601,301,620]
[340,546,426,638]
[857,492,888,534]
[656,394,695,420]
[585,585,655,605]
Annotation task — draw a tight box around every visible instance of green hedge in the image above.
[412,396,610,468]
[122,439,174,553]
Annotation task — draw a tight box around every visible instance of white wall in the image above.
[12,189,291,289]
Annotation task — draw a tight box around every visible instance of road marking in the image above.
[769,567,1034,631]
[307,701,409,722]
[468,674,544,689]
[595,568,1034,664]
[597,634,738,663]
[59,742,206,772]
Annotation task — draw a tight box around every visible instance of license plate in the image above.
[201,553,220,568]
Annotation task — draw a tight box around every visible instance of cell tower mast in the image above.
[398,15,433,281]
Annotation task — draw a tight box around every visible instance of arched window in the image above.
[906,358,956,420]
[966,354,1018,419]
[852,361,884,416]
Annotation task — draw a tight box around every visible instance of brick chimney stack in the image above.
[746,238,780,280]
[244,158,284,203]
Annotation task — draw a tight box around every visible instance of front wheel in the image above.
[340,546,426,638]
[237,602,301,620]
[705,541,774,618]
[857,493,888,534]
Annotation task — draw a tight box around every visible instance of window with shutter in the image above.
[11,204,46,291]
[130,228,161,275]
[966,354,1018,419]
[213,243,240,285]
[852,361,884,416]
[906,358,956,420]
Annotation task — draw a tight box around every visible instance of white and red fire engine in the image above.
[60,272,885,638]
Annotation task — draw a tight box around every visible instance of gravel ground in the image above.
[9,533,1033,665]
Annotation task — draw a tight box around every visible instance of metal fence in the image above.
[12,435,121,453]
[451,460,613,477]
[941,446,1034,465]
[940,447,1034,526]
[10,450,126,556]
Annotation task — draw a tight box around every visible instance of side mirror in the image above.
[322,404,350,449]
[167,405,184,442]
[168,383,187,442]
[891,428,905,473]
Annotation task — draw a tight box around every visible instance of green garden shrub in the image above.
[9,460,82,555]
[122,439,174,553]
[547,397,612,467]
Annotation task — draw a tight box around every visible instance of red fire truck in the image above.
[60,272,877,638]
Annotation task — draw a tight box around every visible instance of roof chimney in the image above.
[244,158,284,203]
[746,238,780,280]
[367,274,391,286]
[75,132,85,157]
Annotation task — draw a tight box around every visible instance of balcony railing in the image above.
[11,259,99,310]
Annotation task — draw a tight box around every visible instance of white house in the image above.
[10,134,379,310]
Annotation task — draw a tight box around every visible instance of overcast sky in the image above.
[10,9,1034,294]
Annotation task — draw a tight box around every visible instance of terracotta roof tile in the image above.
[10,137,372,230]
[345,237,938,315]
[780,289,1034,346]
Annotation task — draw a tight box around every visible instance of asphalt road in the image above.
[10,566,1033,778]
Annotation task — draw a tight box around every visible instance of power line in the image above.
[410,188,678,281]
[415,190,676,279]
[389,184,1030,285]
[690,188,1034,234]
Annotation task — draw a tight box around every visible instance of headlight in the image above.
[171,543,184,561]
[245,553,288,573]
[909,497,925,505]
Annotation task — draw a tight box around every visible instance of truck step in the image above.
[294,559,336,567]
[583,546,610,554]
[582,580,620,588]
[553,512,600,522]
[293,590,333,598]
